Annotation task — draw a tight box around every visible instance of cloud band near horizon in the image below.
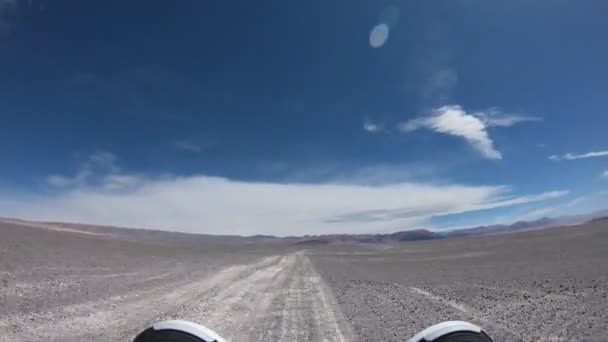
[0,156,568,236]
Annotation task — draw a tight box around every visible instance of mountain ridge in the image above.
[2,208,607,245]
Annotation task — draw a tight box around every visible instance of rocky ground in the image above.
[1,220,607,341]
[309,221,608,341]
[0,222,352,342]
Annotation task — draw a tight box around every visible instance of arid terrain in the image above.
[1,219,607,341]
[310,221,608,341]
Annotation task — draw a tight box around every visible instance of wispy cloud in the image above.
[363,118,383,133]
[513,193,602,222]
[399,105,540,160]
[470,190,569,212]
[88,151,118,169]
[329,189,567,224]
[473,109,541,127]
[423,68,458,102]
[5,155,569,236]
[276,162,437,186]
[46,175,75,188]
[549,150,608,161]
[400,105,500,159]
[601,170,608,179]
[564,196,586,207]
[46,151,121,188]
[517,206,558,221]
[173,140,203,153]
[102,175,142,190]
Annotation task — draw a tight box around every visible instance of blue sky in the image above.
[1,0,607,235]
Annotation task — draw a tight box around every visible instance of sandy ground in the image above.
[2,220,608,341]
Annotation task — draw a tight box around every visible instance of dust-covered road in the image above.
[1,252,354,342]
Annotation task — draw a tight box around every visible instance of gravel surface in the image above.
[2,220,607,341]
[0,222,352,342]
[309,221,608,342]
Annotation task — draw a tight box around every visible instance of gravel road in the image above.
[1,247,353,341]
[3,220,607,342]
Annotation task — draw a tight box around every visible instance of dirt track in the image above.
[2,221,608,341]
[0,224,353,342]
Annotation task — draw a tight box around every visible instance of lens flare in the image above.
[369,24,389,48]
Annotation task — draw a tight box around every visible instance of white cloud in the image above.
[399,105,540,160]
[549,151,608,161]
[601,170,608,179]
[363,119,383,133]
[399,105,502,159]
[173,140,202,152]
[6,156,569,236]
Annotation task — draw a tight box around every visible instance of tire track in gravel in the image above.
[1,256,283,342]
[405,285,519,340]
[163,252,354,342]
[169,254,294,341]
[324,279,523,342]
[2,253,353,342]
[303,253,354,342]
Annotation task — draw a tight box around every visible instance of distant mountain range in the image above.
[283,208,608,244]
[289,229,439,245]
[588,216,608,223]
[2,208,607,246]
